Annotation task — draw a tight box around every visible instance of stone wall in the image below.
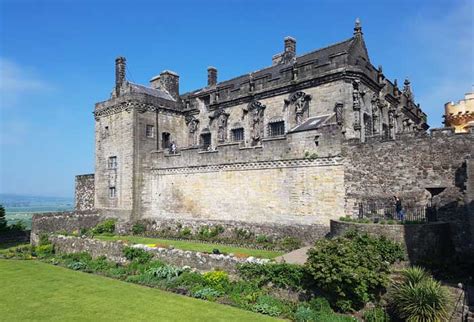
[49,235,268,273]
[330,220,454,264]
[75,174,95,211]
[31,212,102,245]
[117,217,330,246]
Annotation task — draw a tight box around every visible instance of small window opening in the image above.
[108,156,117,169]
[109,187,116,198]
[314,135,320,147]
[162,132,171,149]
[146,125,155,138]
[200,133,212,150]
[231,128,244,142]
[269,121,285,137]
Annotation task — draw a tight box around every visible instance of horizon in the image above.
[1,0,473,198]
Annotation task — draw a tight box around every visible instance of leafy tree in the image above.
[0,204,7,231]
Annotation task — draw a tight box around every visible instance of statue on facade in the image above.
[285,91,311,126]
[209,108,230,143]
[244,101,266,145]
[185,115,199,146]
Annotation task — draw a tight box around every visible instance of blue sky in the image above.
[0,0,472,198]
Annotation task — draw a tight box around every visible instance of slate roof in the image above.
[288,114,335,133]
[128,82,176,101]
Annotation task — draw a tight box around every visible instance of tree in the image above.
[0,204,7,231]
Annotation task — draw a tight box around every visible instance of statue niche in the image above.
[209,108,230,143]
[185,115,200,146]
[284,91,311,128]
[244,101,266,146]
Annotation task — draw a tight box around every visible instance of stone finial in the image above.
[207,66,217,86]
[353,18,363,36]
[115,56,126,97]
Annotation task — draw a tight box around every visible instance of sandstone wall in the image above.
[330,220,454,264]
[75,174,95,211]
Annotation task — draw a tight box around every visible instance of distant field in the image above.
[0,194,73,229]
[0,260,277,322]
[96,235,284,259]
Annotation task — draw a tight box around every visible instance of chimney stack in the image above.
[284,36,296,57]
[115,56,126,97]
[159,70,179,100]
[207,67,217,86]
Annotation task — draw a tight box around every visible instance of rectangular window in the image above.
[161,132,171,149]
[108,156,117,169]
[146,124,155,138]
[109,187,116,198]
[231,128,244,142]
[269,121,285,137]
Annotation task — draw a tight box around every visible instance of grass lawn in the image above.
[0,260,279,321]
[95,235,284,259]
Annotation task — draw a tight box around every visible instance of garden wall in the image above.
[75,174,95,211]
[330,220,454,264]
[117,217,329,246]
[49,235,268,273]
[31,212,102,245]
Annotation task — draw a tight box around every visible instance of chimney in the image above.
[115,56,126,97]
[207,66,217,86]
[149,75,161,89]
[284,36,296,56]
[159,70,179,100]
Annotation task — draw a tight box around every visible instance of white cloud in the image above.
[0,57,54,107]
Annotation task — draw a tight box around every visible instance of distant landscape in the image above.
[0,194,73,229]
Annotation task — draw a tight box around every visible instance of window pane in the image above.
[232,128,244,141]
[269,121,285,137]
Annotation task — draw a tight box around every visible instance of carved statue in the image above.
[244,101,266,145]
[185,115,199,146]
[285,91,311,126]
[209,108,229,143]
[352,81,361,130]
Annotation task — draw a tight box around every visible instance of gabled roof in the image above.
[128,82,176,101]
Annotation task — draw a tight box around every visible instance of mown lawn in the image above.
[95,235,284,259]
[0,260,278,321]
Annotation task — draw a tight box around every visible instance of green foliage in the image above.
[278,236,302,251]
[147,265,188,280]
[91,219,116,234]
[233,228,253,240]
[363,307,390,322]
[39,234,51,246]
[388,267,450,322]
[305,231,404,312]
[165,271,207,290]
[9,220,27,232]
[198,225,224,239]
[192,287,221,301]
[131,223,146,235]
[203,270,230,291]
[68,261,88,270]
[179,227,192,237]
[237,263,306,290]
[123,247,152,264]
[0,244,34,259]
[35,245,54,258]
[0,204,7,230]
[250,295,292,317]
[256,234,269,243]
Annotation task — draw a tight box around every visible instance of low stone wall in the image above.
[49,235,269,273]
[0,230,31,244]
[330,220,454,264]
[31,212,102,245]
[118,218,329,246]
[75,174,95,211]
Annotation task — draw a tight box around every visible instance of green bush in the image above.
[92,219,116,234]
[131,223,146,235]
[35,244,54,258]
[123,247,153,264]
[363,307,390,322]
[400,266,429,285]
[9,220,27,232]
[198,225,224,239]
[38,234,51,246]
[165,271,207,290]
[237,263,306,290]
[203,270,230,291]
[192,287,221,301]
[256,234,269,243]
[279,236,302,251]
[233,228,253,240]
[68,261,88,270]
[179,227,192,237]
[388,267,450,322]
[0,204,7,231]
[147,265,188,280]
[250,295,292,317]
[305,231,404,312]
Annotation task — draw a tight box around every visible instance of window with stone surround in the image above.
[268,121,285,137]
[145,124,155,138]
[231,128,244,142]
[200,133,211,150]
[109,187,116,198]
[161,132,171,149]
[107,156,117,169]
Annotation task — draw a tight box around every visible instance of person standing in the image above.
[394,196,404,221]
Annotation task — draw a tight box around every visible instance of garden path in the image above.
[274,246,311,265]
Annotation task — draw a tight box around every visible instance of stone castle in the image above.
[75,21,473,248]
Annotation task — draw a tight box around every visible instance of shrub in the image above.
[237,263,306,290]
[131,223,146,235]
[147,265,188,280]
[165,271,207,290]
[305,231,404,311]
[9,220,26,232]
[68,261,88,270]
[400,266,429,285]
[363,307,390,322]
[251,295,291,317]
[123,247,153,264]
[203,270,230,291]
[179,227,192,237]
[0,204,7,230]
[389,267,450,322]
[233,228,253,240]
[38,234,51,246]
[256,234,269,243]
[91,219,116,234]
[192,287,221,301]
[279,236,302,251]
[35,244,54,258]
[198,225,224,239]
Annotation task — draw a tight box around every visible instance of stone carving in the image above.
[334,102,344,126]
[285,91,312,126]
[371,94,379,134]
[209,108,230,142]
[244,101,266,145]
[352,80,361,130]
[185,115,200,146]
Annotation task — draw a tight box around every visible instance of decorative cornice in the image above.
[94,101,182,120]
[151,157,343,175]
